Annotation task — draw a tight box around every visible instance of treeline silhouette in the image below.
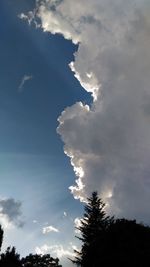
[72,192,150,267]
[0,228,62,267]
[0,192,150,266]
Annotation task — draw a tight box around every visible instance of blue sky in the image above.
[0,1,92,265]
[2,0,150,266]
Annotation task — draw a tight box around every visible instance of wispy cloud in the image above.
[18,11,35,25]
[63,211,67,217]
[18,75,33,92]
[42,225,59,234]
[35,244,75,258]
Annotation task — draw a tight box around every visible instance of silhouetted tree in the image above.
[0,225,3,251]
[0,246,22,267]
[73,191,112,267]
[104,218,150,267]
[21,253,62,267]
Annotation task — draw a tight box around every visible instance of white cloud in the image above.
[74,217,82,234]
[29,0,150,222]
[0,214,13,230]
[35,244,75,258]
[18,75,33,92]
[18,10,40,28]
[42,225,59,234]
[63,211,67,217]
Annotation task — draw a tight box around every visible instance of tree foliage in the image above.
[105,218,150,266]
[21,253,62,267]
[0,246,22,267]
[0,225,3,251]
[73,191,150,267]
[73,191,112,267]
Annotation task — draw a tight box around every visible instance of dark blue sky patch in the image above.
[0,0,86,258]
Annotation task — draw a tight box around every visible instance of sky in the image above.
[1,0,150,266]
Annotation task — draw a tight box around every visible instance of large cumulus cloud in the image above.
[25,0,150,222]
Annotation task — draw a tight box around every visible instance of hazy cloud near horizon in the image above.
[22,0,150,222]
[0,198,24,228]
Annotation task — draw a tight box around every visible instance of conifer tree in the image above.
[73,191,112,267]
